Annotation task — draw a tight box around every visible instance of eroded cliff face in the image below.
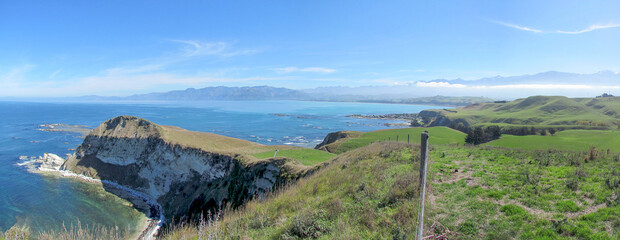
[62,116,300,220]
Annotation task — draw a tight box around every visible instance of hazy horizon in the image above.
[1,1,619,98]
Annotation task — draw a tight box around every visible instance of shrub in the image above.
[565,177,579,191]
[518,166,542,186]
[605,169,620,190]
[281,210,330,239]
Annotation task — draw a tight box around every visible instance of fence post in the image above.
[417,131,429,240]
[397,135,399,142]
[408,134,410,144]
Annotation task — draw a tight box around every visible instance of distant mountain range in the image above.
[65,71,619,103]
[126,86,308,101]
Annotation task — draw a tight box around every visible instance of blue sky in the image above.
[1,0,620,97]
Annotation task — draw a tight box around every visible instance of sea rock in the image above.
[39,153,66,171]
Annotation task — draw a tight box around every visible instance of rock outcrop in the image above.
[416,110,469,127]
[314,131,362,153]
[62,116,307,221]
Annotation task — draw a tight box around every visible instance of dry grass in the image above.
[0,221,129,240]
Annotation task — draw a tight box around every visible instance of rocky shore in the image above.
[18,153,163,240]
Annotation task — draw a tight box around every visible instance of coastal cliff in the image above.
[62,116,309,221]
[314,131,362,153]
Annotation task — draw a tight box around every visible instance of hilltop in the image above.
[417,95,620,130]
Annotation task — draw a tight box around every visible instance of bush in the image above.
[565,177,579,191]
[281,210,331,239]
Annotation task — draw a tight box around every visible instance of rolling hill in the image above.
[418,96,620,130]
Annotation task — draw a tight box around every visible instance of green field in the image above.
[335,126,466,153]
[485,130,620,152]
[161,142,620,239]
[252,148,336,166]
[421,96,620,129]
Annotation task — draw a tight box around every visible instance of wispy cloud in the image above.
[490,20,620,35]
[0,65,35,90]
[49,69,62,78]
[274,67,336,74]
[101,39,260,76]
[169,39,259,57]
[0,73,296,97]
[490,20,542,33]
[556,23,620,34]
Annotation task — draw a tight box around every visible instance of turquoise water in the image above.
[0,100,442,234]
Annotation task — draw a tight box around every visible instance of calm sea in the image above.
[0,100,442,234]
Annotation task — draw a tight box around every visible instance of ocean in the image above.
[0,100,442,234]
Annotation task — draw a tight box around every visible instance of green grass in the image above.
[252,149,336,166]
[485,130,620,152]
[429,145,620,239]
[424,96,620,129]
[334,126,466,154]
[162,142,620,239]
[163,142,423,239]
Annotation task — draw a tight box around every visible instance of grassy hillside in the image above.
[423,96,620,129]
[485,130,620,153]
[252,149,336,166]
[333,127,466,154]
[160,143,620,239]
[163,142,424,239]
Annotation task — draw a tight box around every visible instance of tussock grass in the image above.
[0,222,129,240]
[161,142,425,239]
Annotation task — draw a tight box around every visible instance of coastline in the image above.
[33,165,163,240]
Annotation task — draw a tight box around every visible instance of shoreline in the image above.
[33,166,164,240]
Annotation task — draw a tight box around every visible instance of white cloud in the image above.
[0,73,296,97]
[556,23,620,34]
[169,39,259,57]
[274,67,336,74]
[472,84,620,89]
[415,81,467,88]
[490,20,542,33]
[49,69,62,78]
[491,20,620,35]
[105,64,166,75]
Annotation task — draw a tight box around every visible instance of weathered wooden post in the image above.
[389,137,391,142]
[274,150,279,158]
[408,134,410,144]
[397,135,399,142]
[417,131,429,240]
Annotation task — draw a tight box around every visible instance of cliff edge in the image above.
[62,116,309,221]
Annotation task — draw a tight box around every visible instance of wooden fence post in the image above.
[417,131,429,240]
